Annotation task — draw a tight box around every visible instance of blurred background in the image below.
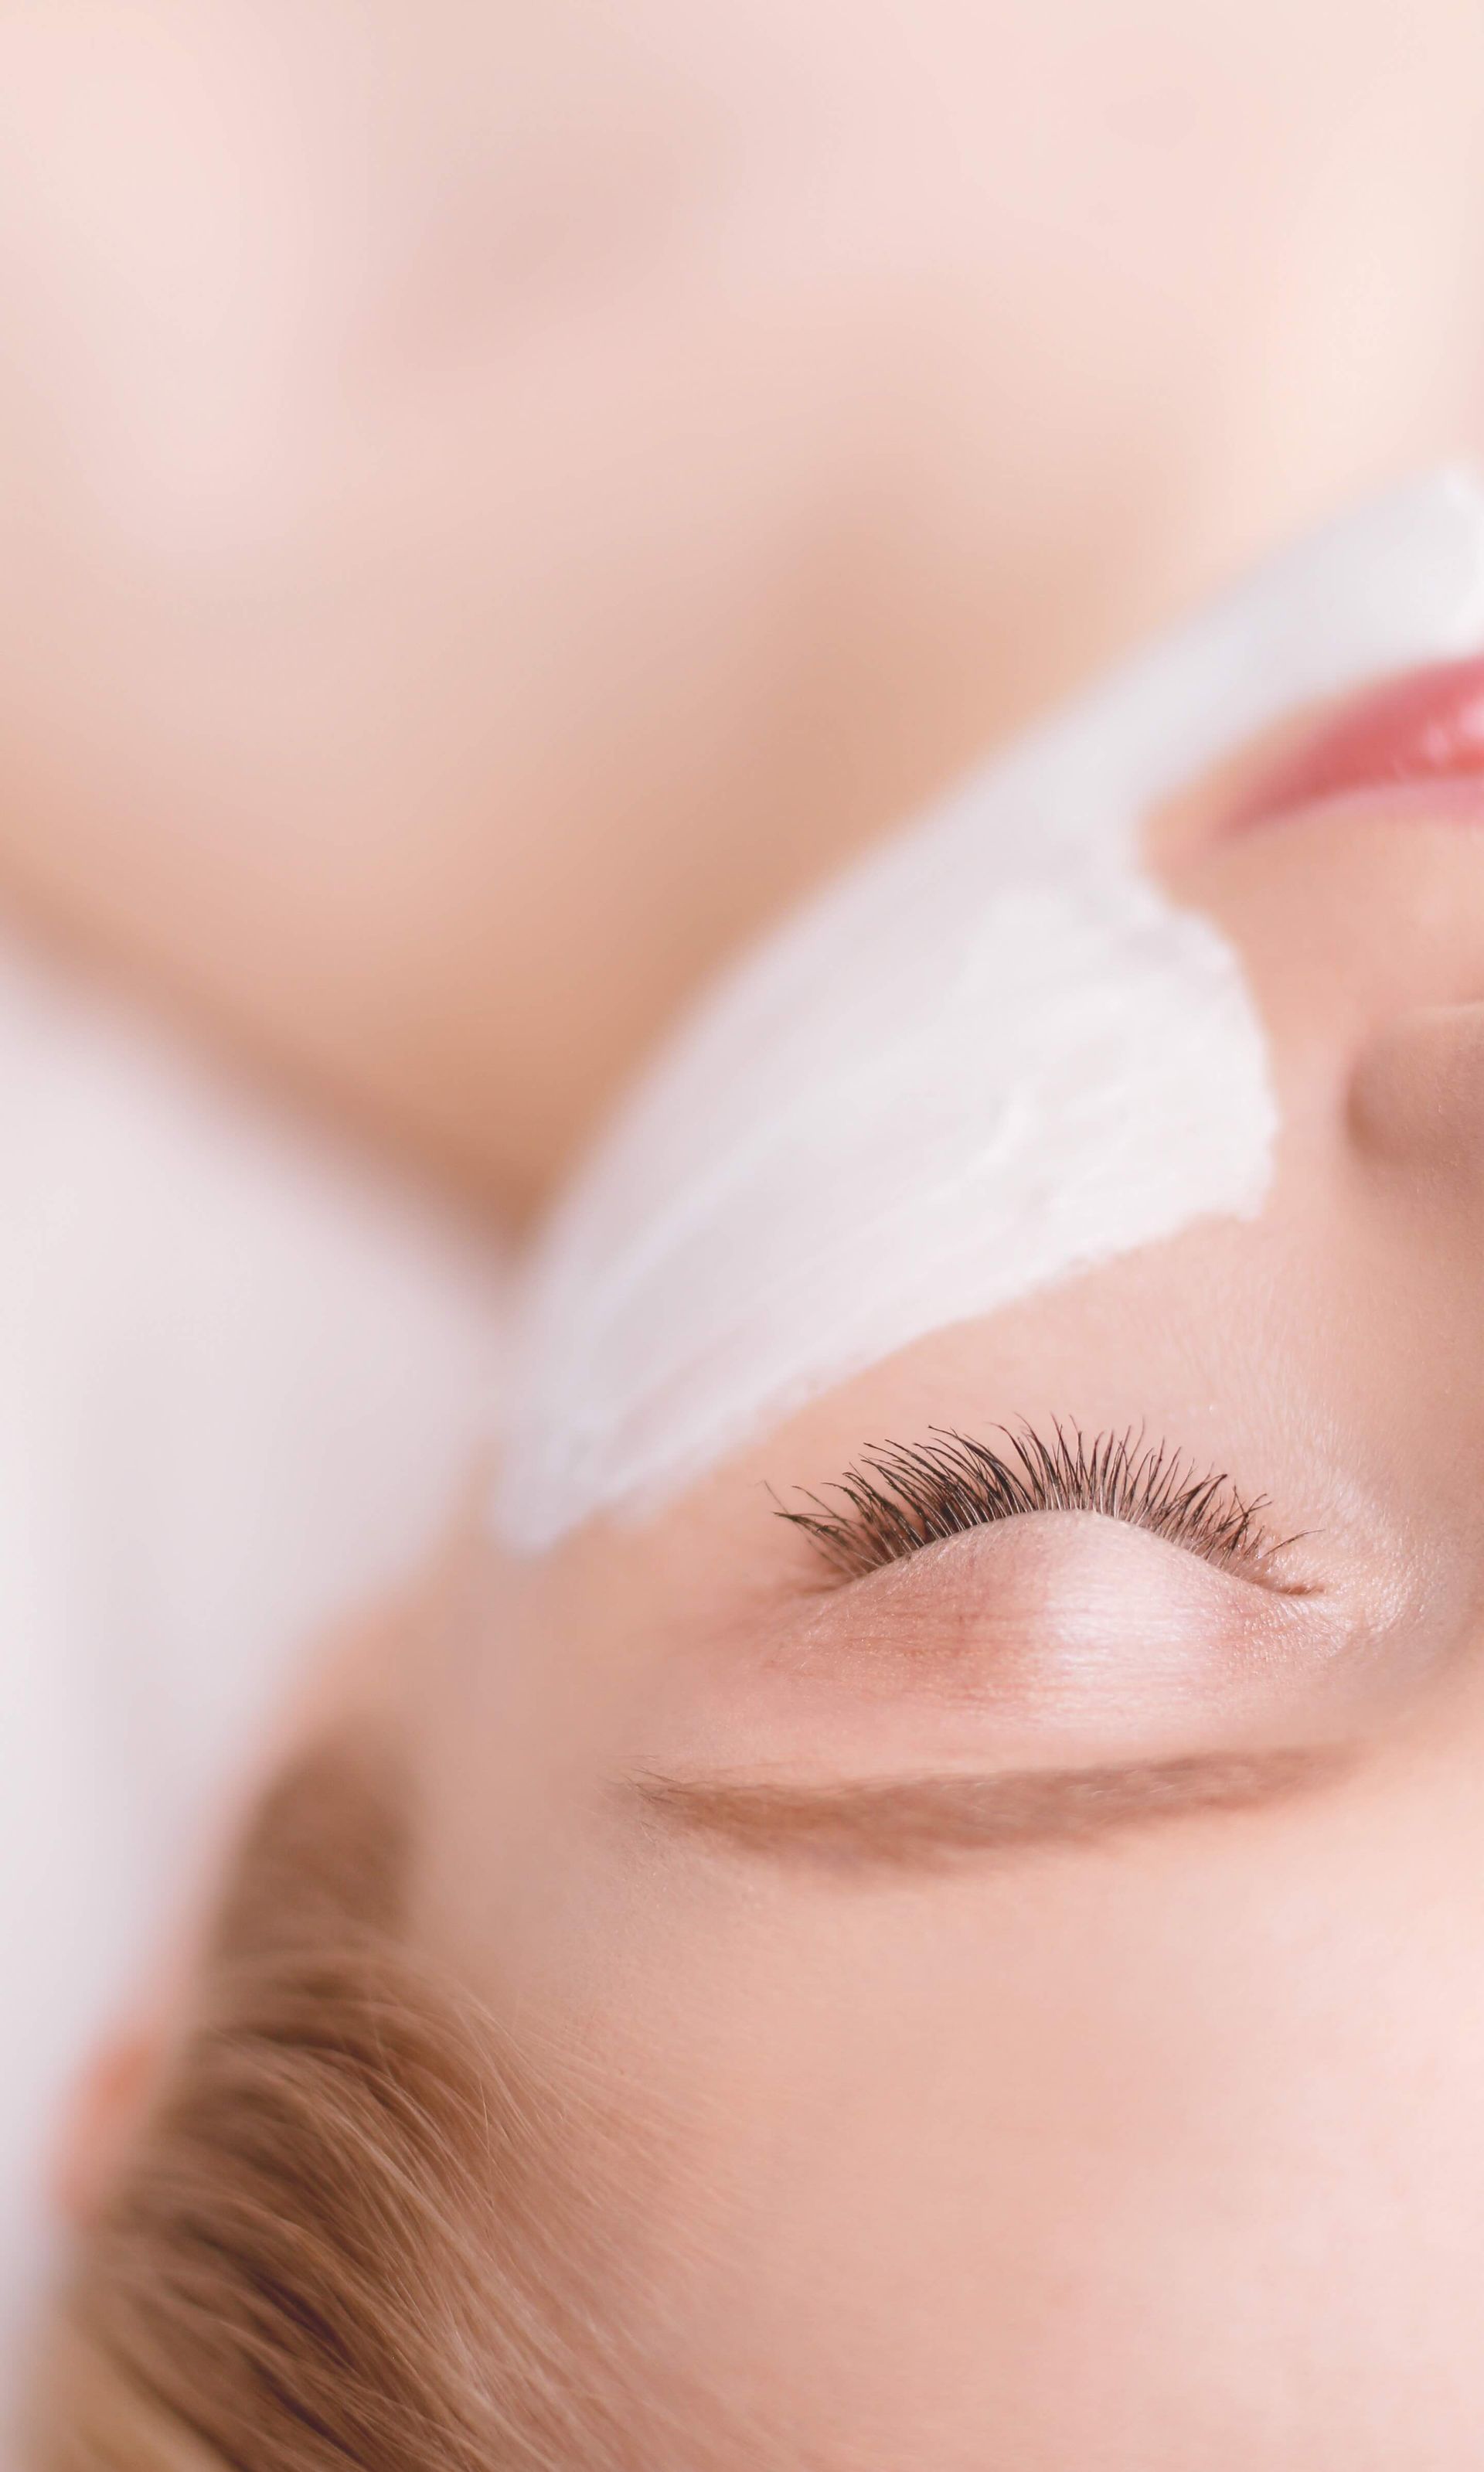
[2,0,1483,2392]
[2,0,1482,1217]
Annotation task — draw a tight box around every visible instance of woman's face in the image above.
[412,670,1484,2467]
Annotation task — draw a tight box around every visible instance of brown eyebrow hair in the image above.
[631,1743,1354,1871]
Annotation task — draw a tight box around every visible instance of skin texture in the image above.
[2,0,1484,1214]
[55,686,1484,2465]
[377,736,1484,2468]
[22,11,1484,2450]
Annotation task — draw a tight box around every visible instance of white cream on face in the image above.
[497,469,1484,1551]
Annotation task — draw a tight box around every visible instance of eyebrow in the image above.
[631,1743,1354,1871]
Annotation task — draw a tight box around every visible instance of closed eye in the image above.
[773,1420,1291,1586]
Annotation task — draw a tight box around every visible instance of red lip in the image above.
[1227,652,1484,836]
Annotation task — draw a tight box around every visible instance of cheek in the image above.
[599,1746,1484,2469]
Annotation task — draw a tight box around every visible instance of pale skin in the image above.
[411,753,1484,2467]
[2,0,1483,1213]
[22,6,1484,2454]
[68,717,1484,2465]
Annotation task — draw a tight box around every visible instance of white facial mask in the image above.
[496,468,1484,1551]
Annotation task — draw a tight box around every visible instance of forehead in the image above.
[431,1197,1484,2468]
[451,1539,1484,2472]
[657,1803,1484,2467]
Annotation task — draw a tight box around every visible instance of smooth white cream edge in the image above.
[496,468,1484,1551]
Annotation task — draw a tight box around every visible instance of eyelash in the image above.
[774,1422,1279,1585]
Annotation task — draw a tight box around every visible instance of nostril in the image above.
[1347,1005,1484,1177]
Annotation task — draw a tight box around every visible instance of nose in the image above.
[1349,1002,1484,1192]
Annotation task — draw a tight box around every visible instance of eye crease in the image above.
[774,1422,1286,1585]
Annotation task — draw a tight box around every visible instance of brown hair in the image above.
[24,1736,661,2470]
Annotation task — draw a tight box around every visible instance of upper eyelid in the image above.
[774,1420,1288,1588]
